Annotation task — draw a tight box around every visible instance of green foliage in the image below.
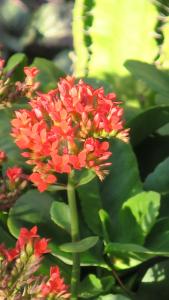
[127,105,169,146]
[77,177,102,235]
[31,57,64,91]
[144,157,169,194]
[60,236,99,253]
[100,139,142,238]
[120,192,160,244]
[50,201,71,234]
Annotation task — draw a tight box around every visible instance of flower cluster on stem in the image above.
[11,75,129,192]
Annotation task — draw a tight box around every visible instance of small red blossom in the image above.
[29,172,57,192]
[34,238,50,256]
[11,76,129,191]
[6,166,23,182]
[0,58,5,69]
[24,66,39,78]
[42,266,70,298]
[0,150,7,164]
[17,226,39,248]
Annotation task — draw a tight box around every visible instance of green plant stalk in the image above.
[67,173,80,300]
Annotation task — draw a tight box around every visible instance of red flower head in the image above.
[24,66,39,78]
[6,167,23,183]
[17,226,39,249]
[42,266,70,298]
[11,76,129,191]
[0,150,7,164]
[34,238,50,256]
[0,58,5,69]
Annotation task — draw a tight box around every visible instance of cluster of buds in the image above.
[0,58,40,109]
[0,150,28,210]
[11,75,129,192]
[0,226,70,299]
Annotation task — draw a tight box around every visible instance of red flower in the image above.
[11,76,129,191]
[29,172,57,192]
[34,238,50,256]
[17,226,39,249]
[42,266,70,298]
[0,58,5,69]
[6,167,23,182]
[24,66,39,78]
[0,150,7,164]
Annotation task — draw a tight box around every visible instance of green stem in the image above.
[67,173,80,300]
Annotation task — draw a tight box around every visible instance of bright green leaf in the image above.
[60,236,99,253]
[101,139,142,239]
[120,191,160,244]
[50,201,71,234]
[79,274,103,298]
[5,53,27,81]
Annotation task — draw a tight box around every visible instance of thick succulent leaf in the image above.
[7,189,69,244]
[120,191,160,244]
[31,57,64,91]
[50,201,71,234]
[60,236,99,253]
[79,274,115,299]
[144,157,169,194]
[127,105,169,145]
[125,60,169,96]
[146,217,169,253]
[77,177,102,235]
[100,139,142,238]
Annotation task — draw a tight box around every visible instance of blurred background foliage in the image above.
[0,0,73,72]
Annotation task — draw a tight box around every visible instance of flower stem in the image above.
[67,173,80,300]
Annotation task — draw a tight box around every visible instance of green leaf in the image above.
[101,139,142,238]
[50,201,71,234]
[5,53,27,81]
[98,295,131,300]
[77,177,102,235]
[31,57,64,91]
[79,274,103,298]
[120,191,160,244]
[7,190,67,244]
[127,105,169,145]
[99,209,111,243]
[0,225,15,247]
[50,241,108,268]
[75,169,96,187]
[146,217,169,253]
[60,236,99,253]
[144,157,169,194]
[125,60,169,96]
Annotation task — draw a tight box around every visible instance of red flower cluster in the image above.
[0,226,70,299]
[42,266,70,299]
[0,226,50,262]
[11,76,129,191]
